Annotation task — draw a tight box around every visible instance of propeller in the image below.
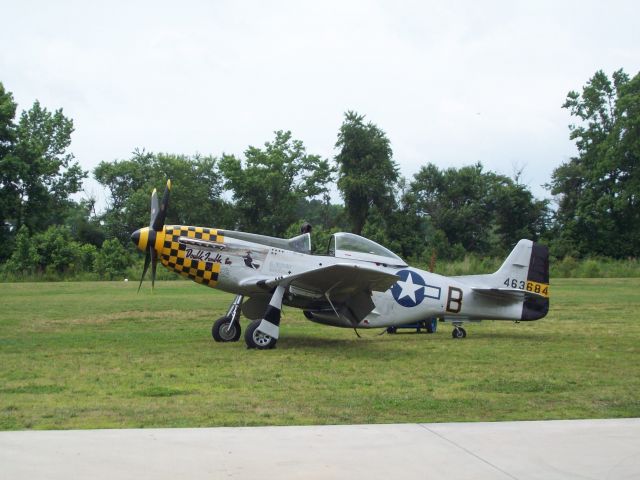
[131,179,171,291]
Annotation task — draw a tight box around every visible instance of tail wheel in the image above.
[452,326,466,339]
[245,320,277,350]
[212,316,241,342]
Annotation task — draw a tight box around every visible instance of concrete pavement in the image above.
[1,419,639,479]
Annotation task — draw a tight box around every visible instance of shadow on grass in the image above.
[470,330,558,342]
[280,334,367,349]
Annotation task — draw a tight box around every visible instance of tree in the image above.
[411,163,498,254]
[361,178,429,261]
[549,69,640,257]
[0,87,87,259]
[334,111,399,235]
[219,130,334,237]
[0,83,18,254]
[94,150,227,244]
[493,182,549,250]
[411,163,548,257]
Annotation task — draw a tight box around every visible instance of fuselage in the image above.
[133,225,528,329]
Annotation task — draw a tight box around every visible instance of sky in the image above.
[1,0,638,211]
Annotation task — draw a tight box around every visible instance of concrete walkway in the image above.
[1,419,638,479]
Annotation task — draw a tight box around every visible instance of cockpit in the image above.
[327,232,407,267]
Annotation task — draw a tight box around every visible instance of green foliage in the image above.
[94,239,132,280]
[4,101,86,231]
[219,130,334,237]
[335,111,399,235]
[3,225,95,278]
[549,69,640,258]
[0,83,18,254]
[64,200,105,247]
[4,225,39,275]
[550,256,640,278]
[411,162,549,258]
[294,198,346,231]
[35,226,82,274]
[0,84,87,262]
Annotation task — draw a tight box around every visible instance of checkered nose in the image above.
[131,227,151,252]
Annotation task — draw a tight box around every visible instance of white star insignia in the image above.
[397,274,423,303]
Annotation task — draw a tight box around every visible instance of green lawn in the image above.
[1,278,639,430]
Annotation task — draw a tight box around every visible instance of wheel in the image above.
[245,320,277,350]
[426,319,436,334]
[386,326,397,334]
[452,327,465,339]
[212,316,241,342]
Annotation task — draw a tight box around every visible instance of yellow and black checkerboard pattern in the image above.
[159,226,225,288]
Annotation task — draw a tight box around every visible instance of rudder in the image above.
[521,242,549,320]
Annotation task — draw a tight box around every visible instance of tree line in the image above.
[0,68,638,279]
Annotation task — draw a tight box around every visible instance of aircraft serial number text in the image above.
[503,278,549,297]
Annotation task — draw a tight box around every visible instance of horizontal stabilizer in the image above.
[471,286,549,299]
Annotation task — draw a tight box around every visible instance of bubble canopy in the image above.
[328,232,407,267]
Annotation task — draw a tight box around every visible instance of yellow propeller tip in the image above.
[152,188,157,194]
[167,179,172,190]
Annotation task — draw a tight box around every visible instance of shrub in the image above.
[94,239,132,280]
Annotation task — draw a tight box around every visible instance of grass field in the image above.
[1,279,639,430]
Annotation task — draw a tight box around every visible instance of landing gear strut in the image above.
[452,326,467,339]
[244,284,285,350]
[212,295,243,342]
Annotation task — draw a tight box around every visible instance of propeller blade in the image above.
[138,247,151,292]
[152,179,171,231]
[149,188,159,228]
[151,247,158,290]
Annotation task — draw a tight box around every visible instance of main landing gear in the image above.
[244,285,285,350]
[212,295,243,342]
[245,320,277,349]
[212,286,285,350]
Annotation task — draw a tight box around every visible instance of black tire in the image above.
[459,326,467,338]
[386,326,397,334]
[244,320,277,350]
[452,327,464,339]
[212,316,241,342]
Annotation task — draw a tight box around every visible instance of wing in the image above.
[242,264,400,322]
[259,264,397,296]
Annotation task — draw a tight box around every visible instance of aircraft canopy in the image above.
[329,232,407,267]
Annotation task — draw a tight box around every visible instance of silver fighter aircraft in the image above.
[131,181,549,349]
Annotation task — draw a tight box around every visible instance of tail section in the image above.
[492,239,549,320]
[461,239,550,321]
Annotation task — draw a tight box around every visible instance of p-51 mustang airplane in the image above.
[131,181,549,349]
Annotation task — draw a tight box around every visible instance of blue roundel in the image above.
[391,270,426,307]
